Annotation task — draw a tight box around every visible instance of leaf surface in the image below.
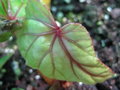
[16,0,114,84]
[0,0,27,19]
[0,31,12,42]
[26,0,57,28]
[0,0,8,17]
[0,54,12,69]
[10,0,27,18]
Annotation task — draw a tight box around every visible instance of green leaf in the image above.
[16,0,114,84]
[0,31,12,42]
[17,20,54,68]
[10,0,28,18]
[0,54,12,69]
[0,0,27,19]
[0,0,8,17]
[11,88,24,90]
[26,0,57,28]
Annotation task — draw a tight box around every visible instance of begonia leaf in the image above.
[16,0,114,84]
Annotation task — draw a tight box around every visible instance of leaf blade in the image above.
[16,1,114,84]
[0,0,8,18]
[17,22,114,84]
[0,32,12,42]
[0,54,12,69]
[25,0,57,28]
[10,0,28,18]
[16,20,54,69]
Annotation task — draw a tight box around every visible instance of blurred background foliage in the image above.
[0,0,120,90]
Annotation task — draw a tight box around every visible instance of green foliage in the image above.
[0,0,27,42]
[11,88,24,90]
[10,0,27,18]
[0,31,12,42]
[16,0,114,84]
[0,54,12,69]
[0,0,27,19]
[0,0,8,17]
[26,0,57,27]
